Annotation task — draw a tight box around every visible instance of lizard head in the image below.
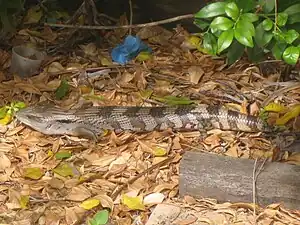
[15,105,71,135]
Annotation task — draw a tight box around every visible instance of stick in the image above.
[45,14,195,30]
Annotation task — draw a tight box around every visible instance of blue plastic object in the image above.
[111,35,152,65]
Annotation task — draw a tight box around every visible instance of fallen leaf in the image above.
[55,150,72,160]
[225,144,239,158]
[48,177,65,189]
[94,194,114,210]
[91,155,117,167]
[23,167,44,180]
[264,103,287,113]
[183,195,197,204]
[66,185,92,201]
[89,209,109,225]
[153,147,167,157]
[122,194,145,211]
[276,105,300,125]
[80,198,100,210]
[187,66,204,84]
[0,153,11,171]
[47,62,65,73]
[19,195,29,209]
[286,153,300,165]
[55,79,69,100]
[53,163,75,177]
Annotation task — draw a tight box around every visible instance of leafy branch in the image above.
[194,0,300,65]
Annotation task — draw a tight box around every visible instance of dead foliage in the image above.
[0,15,299,225]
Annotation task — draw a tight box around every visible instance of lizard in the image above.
[14,103,270,141]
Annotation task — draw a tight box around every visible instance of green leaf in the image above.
[13,101,26,109]
[271,42,287,59]
[273,30,286,42]
[202,33,218,55]
[212,29,223,38]
[234,19,254,47]
[89,210,109,225]
[0,106,8,119]
[284,29,299,44]
[55,79,69,100]
[261,0,275,13]
[55,150,72,160]
[255,22,273,47]
[284,3,300,16]
[195,2,226,18]
[152,95,195,106]
[262,18,273,31]
[277,12,288,26]
[288,14,300,24]
[235,0,256,12]
[282,46,299,65]
[194,19,210,30]
[240,13,259,22]
[226,40,245,64]
[217,29,234,54]
[225,2,239,20]
[237,18,255,36]
[235,29,253,47]
[136,51,152,62]
[210,17,234,31]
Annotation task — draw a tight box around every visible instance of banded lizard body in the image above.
[15,104,270,140]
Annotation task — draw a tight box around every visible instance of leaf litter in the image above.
[0,15,299,225]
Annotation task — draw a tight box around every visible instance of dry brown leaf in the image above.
[183,195,197,205]
[153,183,176,193]
[136,139,155,154]
[0,153,11,171]
[79,43,98,56]
[65,206,85,225]
[225,144,239,158]
[2,22,299,225]
[91,155,117,167]
[46,62,65,73]
[48,177,64,189]
[187,66,204,84]
[66,185,92,201]
[14,83,41,95]
[94,194,114,209]
[286,153,300,165]
[203,134,221,146]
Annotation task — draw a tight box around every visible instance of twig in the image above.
[252,158,258,223]
[262,82,300,106]
[45,14,194,30]
[252,158,267,223]
[110,154,178,200]
[128,0,133,35]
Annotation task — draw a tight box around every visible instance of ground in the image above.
[0,20,299,225]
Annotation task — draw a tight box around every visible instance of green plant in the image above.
[194,0,300,65]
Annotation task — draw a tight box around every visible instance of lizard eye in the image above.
[26,115,43,122]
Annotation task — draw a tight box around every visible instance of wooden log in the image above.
[179,151,300,209]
